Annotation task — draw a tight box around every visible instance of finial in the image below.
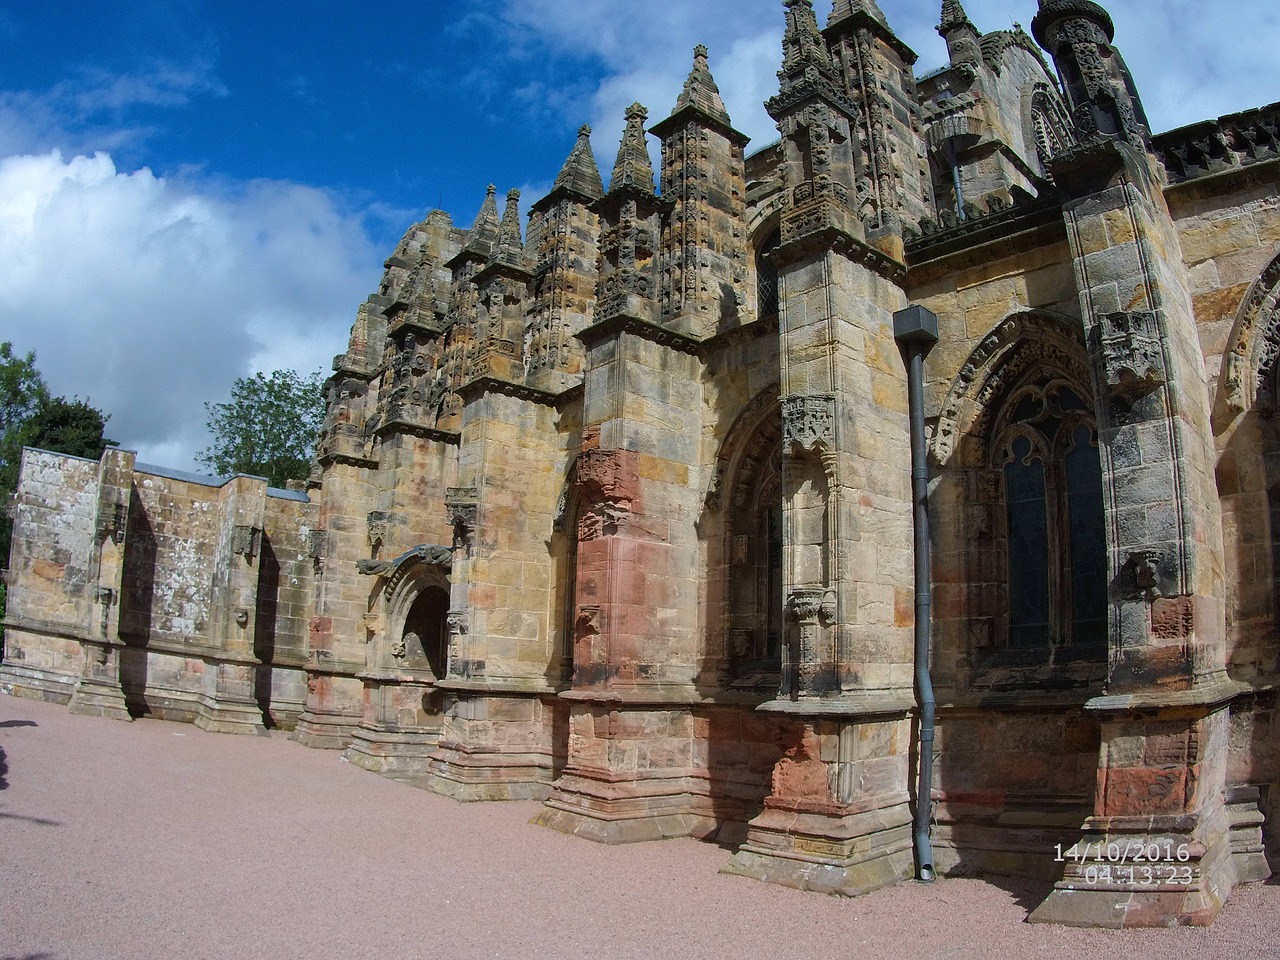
[781,0,833,74]
[578,124,592,138]
[463,183,502,255]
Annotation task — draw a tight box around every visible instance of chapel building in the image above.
[4,0,1280,928]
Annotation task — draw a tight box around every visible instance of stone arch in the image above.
[1215,249,1280,681]
[931,309,1092,470]
[706,385,784,684]
[382,550,452,679]
[1220,249,1280,416]
[929,310,1102,693]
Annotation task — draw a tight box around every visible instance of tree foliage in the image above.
[1,343,113,544]
[198,369,325,488]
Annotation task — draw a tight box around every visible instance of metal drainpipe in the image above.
[893,305,940,883]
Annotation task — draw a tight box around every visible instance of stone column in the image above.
[419,385,568,801]
[193,475,269,735]
[1029,140,1235,928]
[724,227,918,894]
[68,448,137,720]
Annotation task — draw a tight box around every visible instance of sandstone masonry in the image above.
[4,0,1279,929]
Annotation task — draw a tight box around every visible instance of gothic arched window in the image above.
[996,380,1107,651]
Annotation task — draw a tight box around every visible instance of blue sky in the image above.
[0,0,1277,470]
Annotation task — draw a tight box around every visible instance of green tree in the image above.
[0,343,50,502]
[198,369,325,488]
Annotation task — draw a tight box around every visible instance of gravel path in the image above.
[2,693,1277,960]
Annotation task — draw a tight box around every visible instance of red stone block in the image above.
[1151,597,1195,639]
[1100,766,1188,817]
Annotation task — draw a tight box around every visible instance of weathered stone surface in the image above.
[3,0,1278,931]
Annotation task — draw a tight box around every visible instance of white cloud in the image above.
[503,0,1280,169]
[0,150,379,471]
[0,58,226,159]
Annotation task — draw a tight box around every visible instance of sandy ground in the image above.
[2,693,1278,960]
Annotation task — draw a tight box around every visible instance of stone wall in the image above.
[1,449,313,732]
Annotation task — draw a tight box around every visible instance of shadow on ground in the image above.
[978,875,1056,919]
[0,719,38,790]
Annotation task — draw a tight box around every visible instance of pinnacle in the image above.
[553,124,604,201]
[498,189,523,252]
[670,44,732,128]
[938,0,974,34]
[608,103,656,196]
[465,184,501,254]
[829,0,889,27]
[781,0,833,73]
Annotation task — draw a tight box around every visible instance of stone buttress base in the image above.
[533,768,722,843]
[342,678,446,782]
[1028,808,1235,927]
[1030,706,1240,928]
[345,726,444,782]
[417,692,558,801]
[530,698,782,844]
[0,661,78,704]
[291,671,364,749]
[722,799,915,895]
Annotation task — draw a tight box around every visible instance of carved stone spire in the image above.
[491,188,529,270]
[828,0,888,27]
[464,184,501,257]
[1031,0,1151,148]
[938,0,981,75]
[780,0,833,76]
[552,124,604,201]
[671,45,732,128]
[938,0,973,35]
[649,45,751,337]
[608,103,656,195]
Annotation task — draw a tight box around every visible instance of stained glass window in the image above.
[997,381,1107,650]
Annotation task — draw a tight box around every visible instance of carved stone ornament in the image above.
[231,524,261,561]
[782,394,836,454]
[356,558,394,577]
[1124,549,1164,600]
[446,610,469,639]
[235,607,250,628]
[575,604,602,638]
[96,501,127,545]
[1094,311,1166,398]
[307,529,328,561]
[786,587,835,624]
[366,511,390,549]
[446,487,480,534]
[448,502,478,532]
